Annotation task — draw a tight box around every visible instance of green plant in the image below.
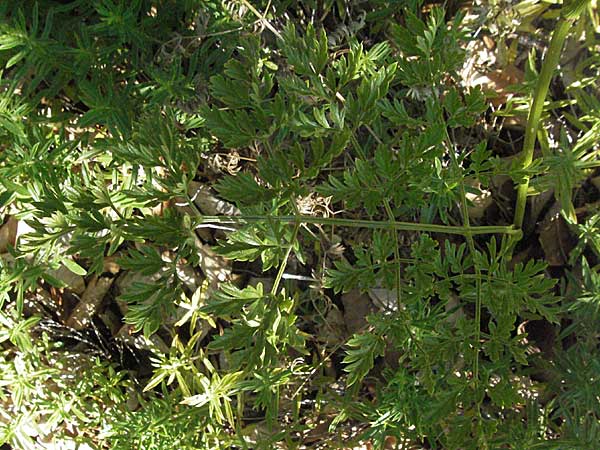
[513,0,593,228]
[0,0,598,448]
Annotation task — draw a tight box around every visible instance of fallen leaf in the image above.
[342,290,374,334]
[187,181,240,216]
[320,307,346,344]
[368,288,399,311]
[482,34,495,50]
[466,184,494,221]
[102,256,121,274]
[0,216,17,253]
[194,235,231,287]
[481,66,525,107]
[538,202,575,266]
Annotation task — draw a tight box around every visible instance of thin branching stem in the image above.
[349,133,404,309]
[271,220,300,295]
[198,214,522,236]
[443,122,484,435]
[239,0,282,40]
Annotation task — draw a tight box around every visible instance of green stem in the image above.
[513,18,572,231]
[349,131,426,355]
[198,214,522,236]
[383,199,404,309]
[443,123,484,430]
[271,220,301,295]
[349,133,403,308]
[185,193,204,218]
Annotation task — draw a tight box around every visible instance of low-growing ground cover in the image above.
[0,0,599,448]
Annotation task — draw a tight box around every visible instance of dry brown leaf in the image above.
[538,202,575,266]
[193,235,230,287]
[368,288,399,311]
[465,184,494,221]
[342,290,374,334]
[461,35,496,84]
[172,181,239,220]
[480,65,525,108]
[102,256,121,274]
[66,276,114,330]
[482,35,495,50]
[187,180,240,216]
[320,307,346,344]
[0,216,18,253]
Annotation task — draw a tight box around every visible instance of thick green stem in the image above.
[513,18,572,230]
[198,214,521,236]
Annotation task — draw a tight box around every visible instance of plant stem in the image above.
[197,214,522,236]
[443,123,484,431]
[271,220,300,295]
[239,0,282,40]
[512,18,572,230]
[349,133,404,308]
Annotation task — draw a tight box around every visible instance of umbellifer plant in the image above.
[0,0,598,448]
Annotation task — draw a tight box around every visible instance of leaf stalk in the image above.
[513,17,574,230]
[198,214,521,236]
